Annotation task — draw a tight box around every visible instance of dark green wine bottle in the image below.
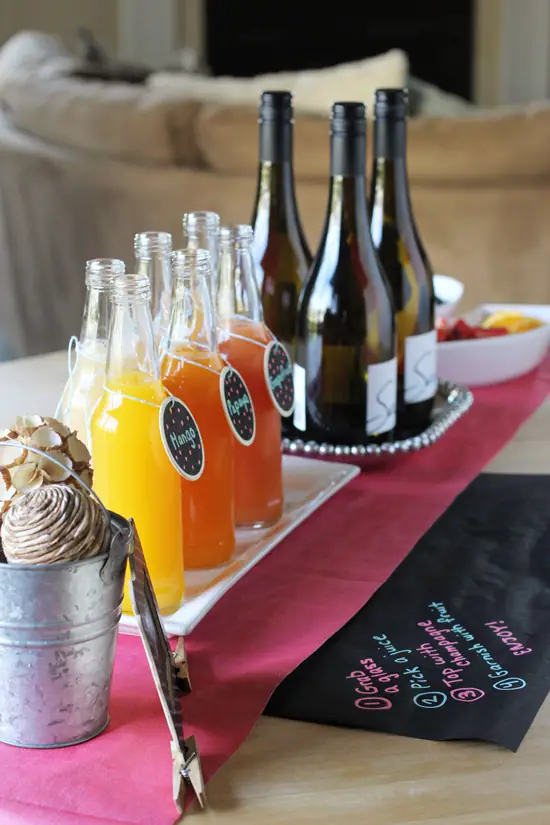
[370,88,436,436]
[251,91,312,363]
[294,102,397,445]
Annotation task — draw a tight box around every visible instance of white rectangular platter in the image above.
[120,454,360,637]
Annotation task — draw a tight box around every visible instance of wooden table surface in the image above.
[1,352,550,825]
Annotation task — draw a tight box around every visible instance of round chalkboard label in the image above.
[264,340,295,417]
[220,366,256,446]
[159,397,205,481]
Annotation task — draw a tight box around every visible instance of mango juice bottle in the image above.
[216,225,283,528]
[161,248,236,569]
[91,272,185,614]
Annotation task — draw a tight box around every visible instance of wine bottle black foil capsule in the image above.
[370,88,437,437]
[251,91,312,368]
[294,102,397,446]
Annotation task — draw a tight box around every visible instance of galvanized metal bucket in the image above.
[0,441,130,748]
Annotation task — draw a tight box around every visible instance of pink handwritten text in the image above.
[485,622,532,656]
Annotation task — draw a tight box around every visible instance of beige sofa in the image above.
[0,31,550,360]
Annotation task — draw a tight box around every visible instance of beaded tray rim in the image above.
[282,382,474,461]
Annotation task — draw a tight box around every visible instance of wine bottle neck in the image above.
[259,119,292,164]
[371,120,413,221]
[373,117,407,160]
[330,132,366,177]
[255,160,302,229]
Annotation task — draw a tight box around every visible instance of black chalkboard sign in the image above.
[266,474,550,752]
[264,341,294,417]
[220,366,256,446]
[159,397,204,481]
[127,521,206,812]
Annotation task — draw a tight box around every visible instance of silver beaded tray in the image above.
[282,381,473,466]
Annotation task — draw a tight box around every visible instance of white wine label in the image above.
[366,357,397,436]
[292,363,307,432]
[404,329,438,404]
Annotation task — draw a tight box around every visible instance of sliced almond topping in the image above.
[38,450,73,482]
[43,417,71,439]
[0,470,13,499]
[14,415,44,434]
[66,433,91,465]
[0,443,27,468]
[79,468,94,489]
[30,426,63,450]
[11,463,44,492]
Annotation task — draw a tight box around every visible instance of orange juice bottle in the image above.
[91,273,185,615]
[161,248,236,568]
[217,225,283,528]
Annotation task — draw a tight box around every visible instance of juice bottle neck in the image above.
[182,212,220,293]
[106,277,160,384]
[80,286,111,349]
[80,258,125,349]
[166,252,217,353]
[217,226,263,324]
[136,251,172,332]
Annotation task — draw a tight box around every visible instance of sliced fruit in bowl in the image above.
[437,304,550,387]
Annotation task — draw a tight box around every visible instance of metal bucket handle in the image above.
[1,438,127,580]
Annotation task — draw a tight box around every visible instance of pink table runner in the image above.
[2,358,550,825]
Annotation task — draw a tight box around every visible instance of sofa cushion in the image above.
[196,99,550,184]
[149,49,409,116]
[0,31,202,167]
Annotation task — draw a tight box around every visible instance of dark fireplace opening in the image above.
[205,0,474,100]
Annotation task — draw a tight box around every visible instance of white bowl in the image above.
[437,303,550,387]
[434,274,465,320]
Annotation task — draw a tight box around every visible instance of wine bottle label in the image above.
[292,363,307,432]
[159,397,205,481]
[404,329,438,404]
[367,357,397,436]
[219,366,256,447]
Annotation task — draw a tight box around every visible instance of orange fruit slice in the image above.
[481,311,544,334]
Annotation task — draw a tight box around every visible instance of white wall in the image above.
[0,0,118,51]
[474,0,550,105]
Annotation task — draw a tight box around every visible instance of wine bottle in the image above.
[370,88,437,436]
[294,102,397,445]
[251,90,312,362]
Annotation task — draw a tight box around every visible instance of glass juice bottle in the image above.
[217,225,283,528]
[182,211,221,298]
[134,231,173,346]
[57,258,125,449]
[90,273,185,615]
[161,249,235,568]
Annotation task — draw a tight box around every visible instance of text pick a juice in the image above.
[91,370,185,614]
[218,316,283,527]
[162,347,236,568]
